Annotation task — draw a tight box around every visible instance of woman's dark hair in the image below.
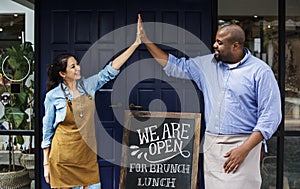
[46,53,75,91]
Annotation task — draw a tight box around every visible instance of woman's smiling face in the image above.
[60,56,81,83]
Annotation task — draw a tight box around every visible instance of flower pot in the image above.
[0,164,31,189]
[19,153,35,180]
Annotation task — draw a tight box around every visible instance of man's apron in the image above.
[203,132,262,189]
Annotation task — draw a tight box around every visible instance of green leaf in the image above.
[1,42,34,132]
[16,136,24,145]
[4,107,25,129]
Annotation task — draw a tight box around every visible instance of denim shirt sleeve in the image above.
[41,86,67,149]
[41,93,56,148]
[81,61,120,96]
[41,62,120,149]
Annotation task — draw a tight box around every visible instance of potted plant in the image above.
[0,42,34,188]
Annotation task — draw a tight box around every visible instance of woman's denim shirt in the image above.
[41,62,119,149]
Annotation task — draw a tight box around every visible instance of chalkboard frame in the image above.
[119,110,201,189]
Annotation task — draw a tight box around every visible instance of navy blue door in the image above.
[39,0,211,188]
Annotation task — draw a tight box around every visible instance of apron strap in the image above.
[78,80,92,100]
[60,83,73,111]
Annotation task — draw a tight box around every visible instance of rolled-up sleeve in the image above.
[84,61,120,92]
[106,61,120,76]
[41,95,55,149]
[98,61,119,82]
[253,70,282,140]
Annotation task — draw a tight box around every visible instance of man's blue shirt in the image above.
[164,48,282,140]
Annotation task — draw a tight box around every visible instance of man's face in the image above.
[213,30,234,63]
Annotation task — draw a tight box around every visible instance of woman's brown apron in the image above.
[49,95,100,188]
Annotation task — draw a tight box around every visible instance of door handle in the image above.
[109,103,123,108]
[129,103,143,109]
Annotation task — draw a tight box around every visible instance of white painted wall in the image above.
[0,0,34,44]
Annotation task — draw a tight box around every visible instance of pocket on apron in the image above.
[57,132,91,164]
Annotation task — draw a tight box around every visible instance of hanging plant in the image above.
[0,42,34,172]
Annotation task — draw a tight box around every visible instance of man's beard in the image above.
[214,53,220,61]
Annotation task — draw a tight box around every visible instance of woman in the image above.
[41,15,142,189]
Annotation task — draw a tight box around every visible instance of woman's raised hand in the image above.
[137,14,149,44]
[134,14,142,45]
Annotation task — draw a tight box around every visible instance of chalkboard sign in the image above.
[120,111,201,189]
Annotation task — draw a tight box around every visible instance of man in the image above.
[137,14,282,189]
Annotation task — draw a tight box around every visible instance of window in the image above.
[218,0,283,188]
[0,14,25,49]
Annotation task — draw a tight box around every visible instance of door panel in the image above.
[39,0,211,188]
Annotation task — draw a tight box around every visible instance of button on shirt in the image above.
[41,62,119,149]
[163,48,281,140]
